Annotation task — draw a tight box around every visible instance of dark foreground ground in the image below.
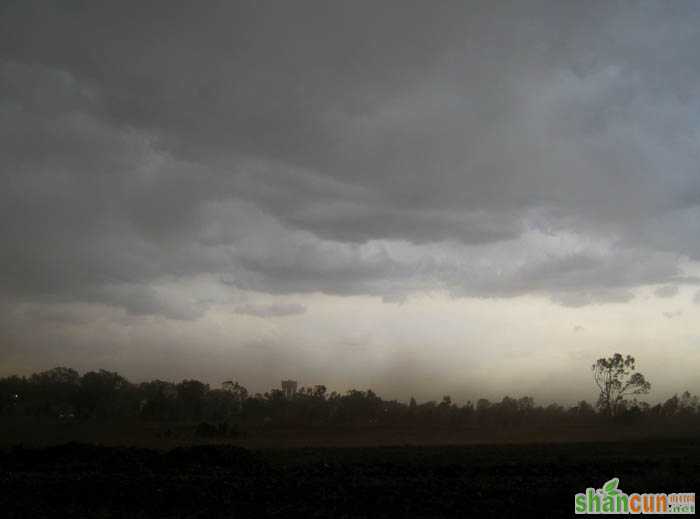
[1,439,698,518]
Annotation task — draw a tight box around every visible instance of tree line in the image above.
[0,355,698,430]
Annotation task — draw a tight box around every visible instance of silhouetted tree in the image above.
[176,379,209,420]
[592,353,651,416]
[28,367,81,417]
[78,369,135,419]
[570,400,596,419]
[221,380,248,415]
[139,380,177,420]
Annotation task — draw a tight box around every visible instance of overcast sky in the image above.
[1,1,699,403]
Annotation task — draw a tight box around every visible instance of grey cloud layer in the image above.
[234,303,306,318]
[1,1,700,317]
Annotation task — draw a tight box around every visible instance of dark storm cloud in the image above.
[1,1,700,317]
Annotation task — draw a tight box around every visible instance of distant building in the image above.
[281,380,298,399]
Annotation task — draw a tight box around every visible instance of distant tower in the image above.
[281,380,298,399]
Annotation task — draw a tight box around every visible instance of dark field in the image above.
[4,415,700,448]
[1,439,698,518]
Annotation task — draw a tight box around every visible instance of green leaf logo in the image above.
[602,477,620,496]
